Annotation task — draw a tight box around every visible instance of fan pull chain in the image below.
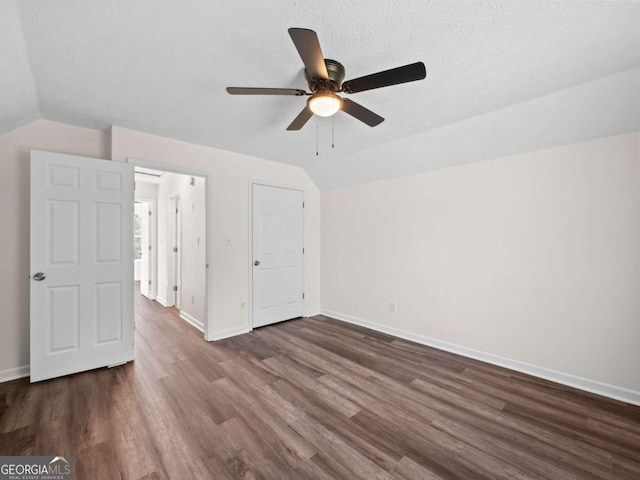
[332,116,335,149]
[316,123,319,156]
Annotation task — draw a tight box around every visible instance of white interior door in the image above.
[139,202,151,298]
[30,150,134,382]
[173,198,182,308]
[252,184,304,328]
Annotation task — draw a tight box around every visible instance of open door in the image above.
[30,150,134,382]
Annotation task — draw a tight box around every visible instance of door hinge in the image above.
[173,246,178,253]
[302,247,305,253]
[302,293,305,299]
[302,201,305,208]
[148,280,152,285]
[149,210,152,216]
[173,285,178,292]
[176,208,179,214]
[148,245,152,251]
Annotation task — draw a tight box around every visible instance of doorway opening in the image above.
[133,165,209,339]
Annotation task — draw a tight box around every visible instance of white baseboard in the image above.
[304,310,321,318]
[179,311,204,332]
[209,326,252,341]
[321,309,640,407]
[0,365,30,383]
[156,296,170,307]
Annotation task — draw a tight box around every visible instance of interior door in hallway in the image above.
[252,184,304,328]
[138,201,151,299]
[30,150,134,382]
[173,197,181,308]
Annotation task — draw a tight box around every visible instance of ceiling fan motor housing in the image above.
[305,59,345,93]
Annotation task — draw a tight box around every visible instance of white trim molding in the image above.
[155,296,170,308]
[128,157,215,344]
[179,311,204,332]
[0,365,30,383]
[304,311,322,318]
[209,326,252,341]
[321,309,640,407]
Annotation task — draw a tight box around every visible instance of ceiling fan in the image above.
[227,28,427,130]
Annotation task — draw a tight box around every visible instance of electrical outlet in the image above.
[389,301,397,313]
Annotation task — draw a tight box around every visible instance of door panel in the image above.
[281,266,299,305]
[48,200,79,264]
[31,150,134,382]
[95,282,123,343]
[95,203,122,262]
[258,268,278,310]
[48,285,80,352]
[95,170,122,191]
[252,184,304,328]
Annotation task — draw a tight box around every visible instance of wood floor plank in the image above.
[269,378,399,472]
[264,356,362,418]
[0,285,638,479]
[391,455,446,480]
[213,376,318,462]
[408,377,635,479]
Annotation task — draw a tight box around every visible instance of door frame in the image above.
[169,196,181,308]
[128,159,214,341]
[136,196,157,300]
[248,179,305,330]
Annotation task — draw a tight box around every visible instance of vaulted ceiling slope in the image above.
[1,1,639,188]
[0,0,39,133]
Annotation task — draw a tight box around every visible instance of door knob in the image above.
[254,260,260,266]
[33,272,46,281]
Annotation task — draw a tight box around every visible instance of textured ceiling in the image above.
[2,0,639,186]
[0,1,39,133]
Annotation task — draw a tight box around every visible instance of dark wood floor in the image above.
[1,292,639,479]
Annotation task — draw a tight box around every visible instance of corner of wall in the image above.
[104,126,113,161]
[0,365,30,383]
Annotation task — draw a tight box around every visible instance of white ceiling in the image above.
[2,0,639,187]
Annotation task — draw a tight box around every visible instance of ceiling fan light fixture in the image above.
[227,28,427,130]
[308,92,343,117]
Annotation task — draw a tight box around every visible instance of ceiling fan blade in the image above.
[341,99,384,127]
[342,62,426,94]
[288,28,329,80]
[287,106,314,130]
[227,87,307,96]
